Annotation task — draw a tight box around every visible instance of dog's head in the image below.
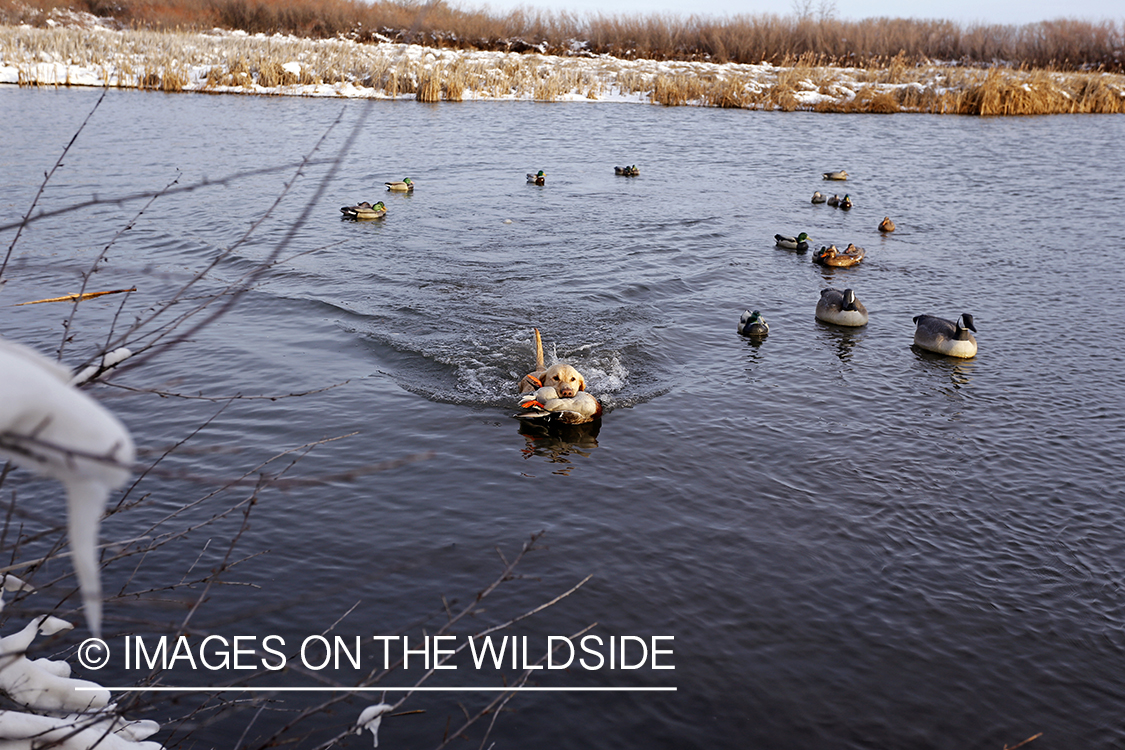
[541,363,585,398]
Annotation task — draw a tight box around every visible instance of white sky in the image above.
[464,0,1121,27]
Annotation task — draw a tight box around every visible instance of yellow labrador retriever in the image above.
[519,329,586,398]
[518,329,601,424]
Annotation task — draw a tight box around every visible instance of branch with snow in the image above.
[0,585,163,749]
[0,338,135,638]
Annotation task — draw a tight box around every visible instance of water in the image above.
[2,86,1125,749]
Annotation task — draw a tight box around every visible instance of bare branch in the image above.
[0,88,108,282]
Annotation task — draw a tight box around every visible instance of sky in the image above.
[464,0,1121,27]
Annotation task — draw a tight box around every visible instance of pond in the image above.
[2,86,1124,749]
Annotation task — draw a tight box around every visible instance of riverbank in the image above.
[3,17,1124,114]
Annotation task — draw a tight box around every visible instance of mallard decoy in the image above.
[815,288,868,326]
[839,194,853,210]
[879,216,896,232]
[827,194,840,207]
[775,232,810,251]
[517,386,602,424]
[385,178,413,192]
[527,170,545,185]
[614,165,640,176]
[912,313,977,358]
[823,170,848,180]
[340,201,387,219]
[811,191,826,204]
[738,310,769,337]
[813,243,865,267]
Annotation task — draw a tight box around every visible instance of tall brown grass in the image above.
[3,22,1124,113]
[3,0,1124,72]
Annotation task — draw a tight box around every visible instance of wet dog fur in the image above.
[519,329,587,398]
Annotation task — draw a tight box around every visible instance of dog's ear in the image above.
[577,373,586,391]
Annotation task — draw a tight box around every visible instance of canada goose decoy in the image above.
[811,191,826,204]
[815,288,868,326]
[738,310,769,336]
[827,194,840,207]
[838,194,853,210]
[813,243,865,267]
[823,170,848,180]
[527,170,545,185]
[879,216,896,232]
[912,313,977,358]
[340,201,387,219]
[614,165,640,176]
[775,232,810,251]
[385,178,413,192]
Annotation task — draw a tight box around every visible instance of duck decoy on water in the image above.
[827,194,840,207]
[527,170,545,185]
[614,165,640,176]
[775,232,810,251]
[879,216,896,232]
[738,310,769,336]
[518,386,602,424]
[340,201,387,219]
[811,191,827,204]
[385,178,413,192]
[815,288,868,326]
[823,170,848,180]
[814,243,865,267]
[912,313,978,358]
[838,194,853,210]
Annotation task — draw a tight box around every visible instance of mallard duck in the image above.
[385,178,413,192]
[813,243,865,267]
[839,194,853,210]
[738,310,769,337]
[823,170,848,180]
[827,194,840,207]
[815,288,868,326]
[775,232,810,251]
[879,216,896,232]
[614,165,640,176]
[811,191,826,204]
[912,313,977,358]
[527,170,545,185]
[517,386,602,424]
[340,201,387,220]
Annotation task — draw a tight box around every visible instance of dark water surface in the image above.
[2,86,1124,749]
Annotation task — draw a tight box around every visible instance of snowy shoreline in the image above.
[2,16,1125,113]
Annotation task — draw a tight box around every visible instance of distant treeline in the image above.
[3,0,1123,71]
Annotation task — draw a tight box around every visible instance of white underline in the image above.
[77,686,676,693]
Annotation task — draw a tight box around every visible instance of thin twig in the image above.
[0,87,108,281]
[1004,733,1044,750]
[11,287,137,306]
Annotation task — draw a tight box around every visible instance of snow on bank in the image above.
[1,16,1124,112]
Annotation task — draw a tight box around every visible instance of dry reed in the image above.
[2,0,1124,72]
[2,22,1124,114]
[416,66,440,101]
